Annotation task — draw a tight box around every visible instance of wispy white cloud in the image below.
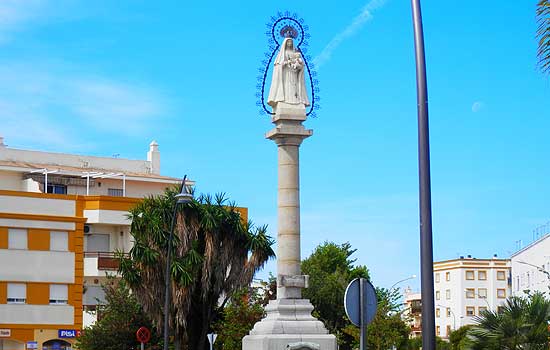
[0,0,49,44]
[0,62,167,151]
[314,0,388,68]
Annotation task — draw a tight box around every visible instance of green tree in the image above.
[448,325,471,350]
[76,277,159,350]
[537,0,550,74]
[468,292,550,350]
[213,283,272,350]
[301,241,369,349]
[406,337,451,350]
[367,288,411,350]
[118,188,275,350]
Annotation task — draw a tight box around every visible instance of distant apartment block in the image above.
[510,233,550,297]
[403,289,422,338]
[433,256,511,338]
[0,138,184,350]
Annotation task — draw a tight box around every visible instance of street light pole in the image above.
[411,0,436,349]
[518,260,550,281]
[436,304,456,330]
[389,275,417,292]
[163,176,193,350]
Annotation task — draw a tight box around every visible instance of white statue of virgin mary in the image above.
[267,37,310,108]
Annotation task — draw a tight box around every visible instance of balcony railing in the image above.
[84,252,127,271]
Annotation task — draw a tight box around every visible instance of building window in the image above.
[497,289,506,298]
[478,288,487,298]
[436,308,440,317]
[466,288,475,298]
[47,184,67,194]
[446,308,451,317]
[436,291,440,300]
[497,271,506,281]
[446,272,451,281]
[108,188,124,197]
[516,276,520,291]
[50,231,68,251]
[497,306,505,314]
[50,284,68,305]
[465,270,475,280]
[466,306,475,317]
[478,270,487,280]
[7,283,26,304]
[435,273,440,283]
[8,228,27,249]
[479,306,488,314]
[446,325,451,337]
[436,326,440,336]
[446,289,451,300]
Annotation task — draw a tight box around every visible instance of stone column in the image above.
[267,104,311,299]
[242,103,336,350]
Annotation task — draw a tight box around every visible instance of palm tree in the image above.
[118,187,275,350]
[538,0,550,73]
[467,292,550,350]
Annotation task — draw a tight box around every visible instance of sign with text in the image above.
[58,329,78,338]
[26,341,38,349]
[0,329,11,337]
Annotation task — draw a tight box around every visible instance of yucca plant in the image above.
[118,187,275,350]
[537,0,550,74]
[467,292,550,350]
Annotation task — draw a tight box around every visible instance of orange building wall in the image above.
[27,283,49,305]
[0,281,6,303]
[28,229,50,251]
[0,227,8,248]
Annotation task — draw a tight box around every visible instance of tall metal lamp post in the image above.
[411,0,436,349]
[389,275,417,291]
[163,175,193,350]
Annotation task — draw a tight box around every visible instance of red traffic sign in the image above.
[136,327,151,343]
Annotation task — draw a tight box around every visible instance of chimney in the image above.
[147,140,160,175]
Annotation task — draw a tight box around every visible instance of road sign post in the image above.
[136,326,151,350]
[207,333,217,350]
[344,278,377,350]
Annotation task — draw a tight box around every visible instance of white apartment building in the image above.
[433,257,511,338]
[0,138,187,350]
[403,289,422,338]
[510,234,550,297]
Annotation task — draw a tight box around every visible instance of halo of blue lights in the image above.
[256,12,320,117]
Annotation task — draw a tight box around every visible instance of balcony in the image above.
[84,252,126,277]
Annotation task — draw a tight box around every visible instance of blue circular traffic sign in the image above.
[344,278,377,327]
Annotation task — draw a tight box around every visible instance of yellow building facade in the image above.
[0,140,181,350]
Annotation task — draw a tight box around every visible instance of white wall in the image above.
[0,304,73,324]
[0,250,75,283]
[0,195,75,217]
[434,260,511,337]
[0,171,22,191]
[0,147,152,174]
[511,235,550,297]
[83,210,131,226]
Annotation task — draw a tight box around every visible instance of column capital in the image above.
[265,103,313,146]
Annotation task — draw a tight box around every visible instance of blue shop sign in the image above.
[58,329,77,338]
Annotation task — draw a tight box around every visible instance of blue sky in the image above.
[1,0,549,291]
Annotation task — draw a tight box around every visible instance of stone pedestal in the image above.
[242,103,337,350]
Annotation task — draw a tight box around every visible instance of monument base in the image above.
[242,299,337,350]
